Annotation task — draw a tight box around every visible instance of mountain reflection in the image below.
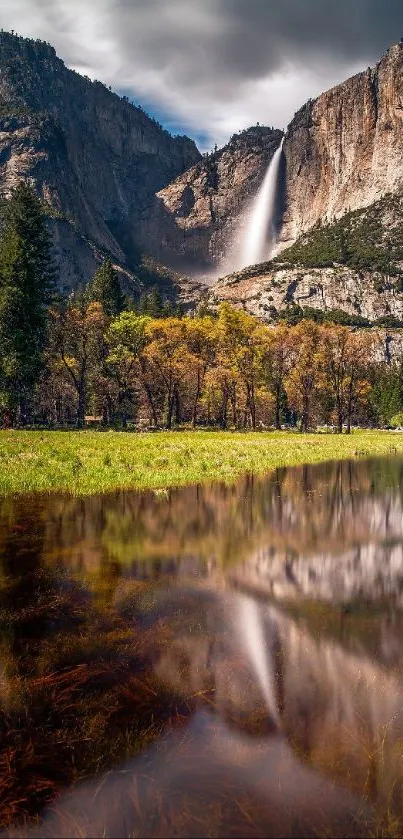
[1,457,403,836]
[21,457,403,571]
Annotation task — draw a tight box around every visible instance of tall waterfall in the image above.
[239,136,284,269]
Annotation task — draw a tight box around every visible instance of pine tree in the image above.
[138,287,164,318]
[0,182,55,423]
[87,259,125,317]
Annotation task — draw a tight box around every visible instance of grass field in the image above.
[0,429,402,497]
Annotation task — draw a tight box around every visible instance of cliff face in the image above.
[0,32,200,289]
[281,43,403,247]
[138,126,283,270]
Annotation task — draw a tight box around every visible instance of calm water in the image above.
[1,458,403,837]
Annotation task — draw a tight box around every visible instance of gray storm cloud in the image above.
[0,0,402,148]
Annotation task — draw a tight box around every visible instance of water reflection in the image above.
[1,457,403,836]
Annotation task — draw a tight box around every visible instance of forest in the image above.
[1,182,403,433]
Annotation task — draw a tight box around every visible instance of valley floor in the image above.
[0,429,402,497]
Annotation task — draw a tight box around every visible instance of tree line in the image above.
[0,183,403,432]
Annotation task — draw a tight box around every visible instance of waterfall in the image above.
[239,136,284,269]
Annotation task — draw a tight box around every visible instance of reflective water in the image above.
[1,458,403,836]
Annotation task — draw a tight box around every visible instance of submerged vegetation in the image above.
[0,429,403,496]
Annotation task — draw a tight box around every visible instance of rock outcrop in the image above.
[207,262,397,321]
[204,262,403,353]
[0,31,200,290]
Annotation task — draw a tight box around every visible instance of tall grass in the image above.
[0,429,402,497]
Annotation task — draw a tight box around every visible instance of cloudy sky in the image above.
[0,0,402,150]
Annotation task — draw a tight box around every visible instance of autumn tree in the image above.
[340,330,375,433]
[145,318,193,428]
[285,320,325,432]
[106,311,158,426]
[216,304,265,428]
[203,360,239,429]
[49,301,107,426]
[320,324,371,433]
[184,317,216,426]
[35,355,78,426]
[260,322,296,429]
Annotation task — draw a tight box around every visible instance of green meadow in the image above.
[0,429,402,497]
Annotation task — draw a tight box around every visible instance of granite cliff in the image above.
[280,42,403,247]
[0,31,200,292]
[201,43,403,323]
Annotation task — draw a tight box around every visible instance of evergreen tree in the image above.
[162,299,174,317]
[147,288,163,317]
[137,292,150,315]
[87,259,125,317]
[138,288,164,317]
[0,182,55,423]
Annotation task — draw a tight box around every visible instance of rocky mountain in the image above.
[0,31,200,292]
[197,43,403,323]
[153,40,403,323]
[2,30,403,322]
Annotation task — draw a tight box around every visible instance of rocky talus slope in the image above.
[0,32,200,291]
